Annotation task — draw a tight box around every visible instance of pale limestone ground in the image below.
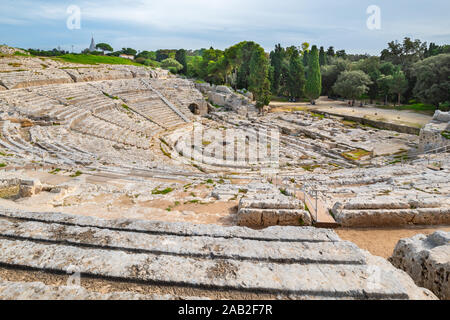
[0,169,238,226]
[270,97,433,128]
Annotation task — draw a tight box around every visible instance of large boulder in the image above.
[207,91,227,107]
[418,111,450,152]
[390,231,450,300]
[433,110,450,123]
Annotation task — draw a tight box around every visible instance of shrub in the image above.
[161,58,183,73]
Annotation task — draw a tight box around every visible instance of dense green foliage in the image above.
[27,48,68,56]
[286,48,306,99]
[412,54,450,108]
[161,58,184,73]
[248,46,271,108]
[332,70,372,105]
[95,43,113,53]
[305,45,322,102]
[175,49,188,74]
[22,36,448,110]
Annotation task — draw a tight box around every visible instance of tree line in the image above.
[24,37,449,110]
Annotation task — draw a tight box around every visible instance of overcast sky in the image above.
[1,0,449,55]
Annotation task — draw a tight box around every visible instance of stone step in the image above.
[0,209,339,242]
[237,208,312,228]
[0,279,204,300]
[0,218,364,265]
[335,208,450,227]
[239,198,303,210]
[0,238,420,299]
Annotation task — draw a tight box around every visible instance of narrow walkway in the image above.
[297,190,339,228]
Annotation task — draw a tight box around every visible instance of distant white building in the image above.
[119,54,135,60]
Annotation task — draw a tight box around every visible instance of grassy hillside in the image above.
[52,54,142,66]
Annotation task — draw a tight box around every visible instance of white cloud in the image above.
[0,0,449,54]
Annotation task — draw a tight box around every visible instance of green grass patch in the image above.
[49,168,61,174]
[122,104,130,111]
[279,188,289,196]
[70,170,82,178]
[0,152,13,157]
[0,163,7,168]
[13,51,29,57]
[310,112,325,119]
[301,164,321,172]
[8,62,22,67]
[270,96,290,102]
[441,131,450,139]
[152,187,174,195]
[377,103,438,114]
[342,149,371,161]
[53,54,142,66]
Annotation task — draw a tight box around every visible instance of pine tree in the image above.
[305,45,322,104]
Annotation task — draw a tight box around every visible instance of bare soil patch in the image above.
[336,225,450,258]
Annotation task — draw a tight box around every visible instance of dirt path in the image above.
[270,97,433,128]
[336,225,450,259]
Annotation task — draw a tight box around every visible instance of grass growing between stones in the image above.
[69,170,83,178]
[0,151,13,157]
[441,131,450,139]
[152,187,174,195]
[0,163,7,168]
[160,144,172,159]
[301,164,321,172]
[310,112,325,119]
[342,149,371,161]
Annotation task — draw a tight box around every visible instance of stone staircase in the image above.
[0,209,436,300]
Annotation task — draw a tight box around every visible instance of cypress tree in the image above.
[319,46,327,66]
[249,46,271,109]
[286,49,306,100]
[305,45,322,104]
[175,49,187,74]
[302,50,309,67]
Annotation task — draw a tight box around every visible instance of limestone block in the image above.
[390,232,450,300]
[19,179,42,198]
[433,111,450,123]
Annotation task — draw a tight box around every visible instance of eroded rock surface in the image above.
[0,208,436,300]
[390,231,450,300]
